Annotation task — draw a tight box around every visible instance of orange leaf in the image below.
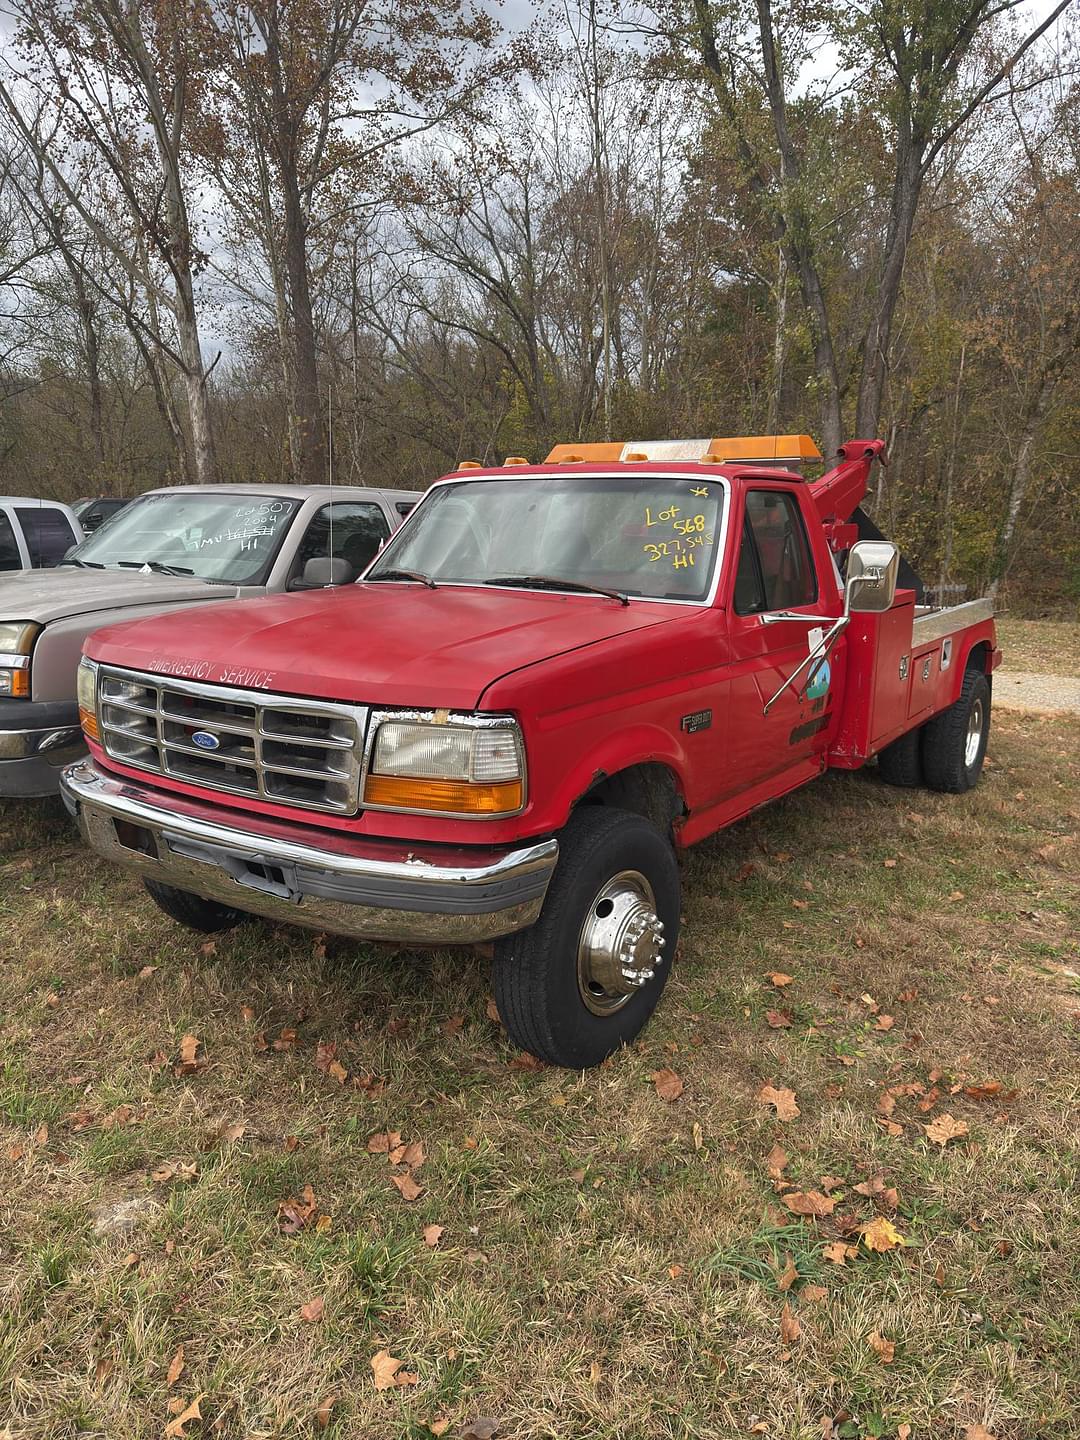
[965,1427,997,1440]
[401,1139,425,1170]
[868,1329,895,1363]
[766,1143,788,1180]
[371,1349,416,1390]
[328,1061,348,1085]
[221,1122,246,1145]
[164,1396,203,1438]
[823,1242,855,1266]
[776,1254,798,1291]
[485,997,502,1024]
[300,1296,324,1323]
[650,1068,684,1101]
[429,1419,451,1436]
[782,1191,836,1218]
[779,1302,801,1344]
[166,1345,185,1387]
[316,1395,337,1429]
[423,1224,445,1248]
[367,1130,402,1155]
[875,1014,895,1031]
[758,1084,799,1120]
[924,1113,969,1147]
[765,1010,792,1029]
[178,1034,199,1066]
[392,1173,423,1202]
[802,1284,827,1302]
[441,1014,465,1036]
[765,971,794,988]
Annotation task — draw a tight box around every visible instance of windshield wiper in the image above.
[115,559,195,576]
[60,558,105,569]
[484,574,629,605]
[366,568,437,589]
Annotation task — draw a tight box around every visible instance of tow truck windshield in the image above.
[63,492,300,585]
[365,473,726,602]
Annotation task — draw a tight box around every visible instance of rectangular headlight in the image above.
[0,621,40,698]
[363,716,524,815]
[77,658,100,740]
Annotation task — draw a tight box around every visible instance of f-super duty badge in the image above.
[680,709,712,734]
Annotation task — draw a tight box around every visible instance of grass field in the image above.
[1,705,1078,1438]
[995,619,1080,675]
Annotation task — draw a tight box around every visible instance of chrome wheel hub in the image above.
[577,870,665,1016]
[965,697,984,768]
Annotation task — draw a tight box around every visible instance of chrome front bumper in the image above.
[0,711,85,797]
[60,760,558,945]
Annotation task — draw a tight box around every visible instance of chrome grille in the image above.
[97,667,366,814]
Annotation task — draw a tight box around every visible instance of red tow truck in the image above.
[62,435,999,1067]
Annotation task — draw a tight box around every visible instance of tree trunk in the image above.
[854,147,923,438]
[986,370,1057,602]
[173,279,216,486]
[281,169,325,485]
[767,245,787,433]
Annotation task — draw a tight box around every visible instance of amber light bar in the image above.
[362,773,523,815]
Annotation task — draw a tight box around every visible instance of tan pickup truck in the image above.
[0,482,418,796]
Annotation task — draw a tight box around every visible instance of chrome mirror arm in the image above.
[760,569,880,716]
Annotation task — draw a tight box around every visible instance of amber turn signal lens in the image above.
[79,704,100,741]
[8,670,29,697]
[363,773,522,815]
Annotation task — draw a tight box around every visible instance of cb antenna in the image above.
[327,383,334,570]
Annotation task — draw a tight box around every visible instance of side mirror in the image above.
[290,556,356,591]
[846,540,899,614]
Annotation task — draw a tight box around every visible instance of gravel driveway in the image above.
[994,670,1080,715]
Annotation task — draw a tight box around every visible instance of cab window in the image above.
[0,511,21,570]
[736,490,816,613]
[295,502,390,579]
[15,506,79,567]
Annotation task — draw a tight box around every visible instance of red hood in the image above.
[85,582,687,709]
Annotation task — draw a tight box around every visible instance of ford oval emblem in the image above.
[191,730,220,751]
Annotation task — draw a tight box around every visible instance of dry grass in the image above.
[996,618,1080,676]
[1,706,1078,1439]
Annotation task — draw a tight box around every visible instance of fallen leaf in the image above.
[94,1356,114,1386]
[823,1242,856,1266]
[860,1217,905,1252]
[692,1121,703,1150]
[765,1010,792,1029]
[367,1130,402,1155]
[272,1027,297,1051]
[802,1284,827,1302]
[509,1051,544,1071]
[883,858,898,868]
[876,1092,896,1116]
[758,1085,799,1120]
[164,1396,203,1438]
[779,1302,802,1344]
[178,1034,199,1066]
[391,1173,423,1202]
[791,898,809,910]
[121,1251,140,1269]
[924,1113,969,1147]
[220,1122,246,1145]
[137,965,158,979]
[766,972,794,988]
[401,1139,425,1170]
[315,1213,333,1234]
[485,996,502,1024]
[314,1040,338,1071]
[777,1255,798,1291]
[782,1191,836,1218]
[766,1143,789,1180]
[874,1014,895,1031]
[429,1419,451,1436]
[371,1349,417,1391]
[277,1184,318,1233]
[441,1014,465,1036]
[423,1224,445,1248]
[33,1123,48,1147]
[820,1175,844,1193]
[299,1296,324,1324]
[240,1004,256,1022]
[651,1068,684,1101]
[736,860,756,881]
[327,1060,348,1084]
[166,1345,185,1386]
[898,1427,911,1440]
[965,1427,996,1440]
[668,1263,684,1279]
[316,1395,336,1429]
[868,1329,895,1363]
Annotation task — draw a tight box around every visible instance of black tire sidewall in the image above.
[494,808,681,1067]
[961,672,991,787]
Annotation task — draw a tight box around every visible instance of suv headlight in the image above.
[363,713,525,816]
[77,657,100,740]
[0,621,40,698]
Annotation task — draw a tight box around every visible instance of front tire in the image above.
[144,879,249,933]
[493,806,680,1068]
[921,668,991,793]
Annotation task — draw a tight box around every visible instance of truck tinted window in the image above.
[0,511,20,570]
[295,502,389,578]
[741,491,816,611]
[15,506,78,567]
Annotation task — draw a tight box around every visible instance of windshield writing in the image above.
[366,474,724,601]
[69,494,299,584]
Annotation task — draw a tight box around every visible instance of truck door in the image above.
[724,488,837,794]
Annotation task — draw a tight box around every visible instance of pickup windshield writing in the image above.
[67,493,300,585]
[366,474,725,601]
